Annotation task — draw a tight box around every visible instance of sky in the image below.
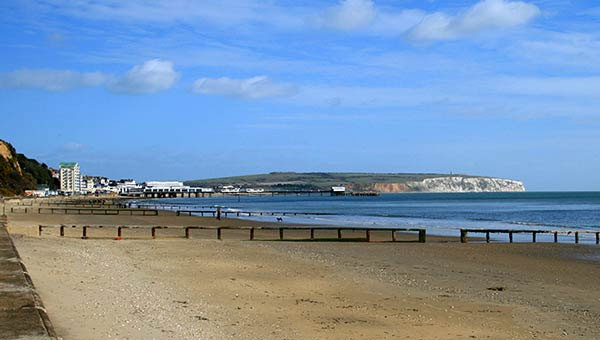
[1,0,599,191]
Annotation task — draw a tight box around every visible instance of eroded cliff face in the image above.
[0,140,22,174]
[371,176,525,193]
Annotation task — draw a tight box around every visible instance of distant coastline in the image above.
[184,172,525,193]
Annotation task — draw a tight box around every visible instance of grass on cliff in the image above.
[184,172,472,190]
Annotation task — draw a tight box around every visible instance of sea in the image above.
[129,191,600,244]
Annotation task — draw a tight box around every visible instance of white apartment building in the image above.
[59,162,81,194]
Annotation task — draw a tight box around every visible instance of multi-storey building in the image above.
[59,162,81,194]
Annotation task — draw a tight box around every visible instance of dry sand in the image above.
[5,210,600,340]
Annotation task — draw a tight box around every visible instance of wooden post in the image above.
[60,225,65,237]
[151,227,156,239]
[118,227,123,238]
[310,228,315,240]
[532,232,537,243]
[185,227,190,239]
[279,228,284,240]
[38,225,42,237]
[554,232,558,243]
[575,232,579,244]
[418,229,426,243]
[391,230,396,242]
[509,232,513,243]
[460,229,467,243]
[82,226,88,239]
[337,229,342,239]
[217,228,222,240]
[486,231,490,243]
[217,207,222,220]
[366,229,371,242]
[250,228,255,240]
[596,232,599,245]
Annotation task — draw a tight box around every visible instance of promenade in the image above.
[0,216,56,340]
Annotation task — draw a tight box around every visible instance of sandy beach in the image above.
[5,207,600,340]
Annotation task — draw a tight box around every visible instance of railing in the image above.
[37,224,426,243]
[460,228,600,244]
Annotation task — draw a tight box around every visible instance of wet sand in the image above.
[5,209,600,340]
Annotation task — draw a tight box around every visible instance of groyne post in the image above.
[418,230,426,243]
[575,232,579,244]
[486,231,490,243]
[279,228,284,240]
[366,230,371,242]
[337,229,342,239]
[310,228,315,240]
[38,225,42,237]
[532,232,537,243]
[554,232,558,243]
[82,226,88,239]
[596,232,599,245]
[185,227,190,239]
[250,228,255,240]
[460,229,467,243]
[391,230,396,242]
[509,232,513,243]
[217,227,222,240]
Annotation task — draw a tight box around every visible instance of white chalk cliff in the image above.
[371,176,525,193]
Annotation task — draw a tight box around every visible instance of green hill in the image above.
[0,139,59,196]
[185,172,472,191]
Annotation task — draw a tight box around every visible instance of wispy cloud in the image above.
[60,142,85,153]
[317,0,377,31]
[408,0,540,41]
[0,69,105,91]
[107,59,179,94]
[192,76,296,99]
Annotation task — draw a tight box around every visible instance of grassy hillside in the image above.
[185,172,472,191]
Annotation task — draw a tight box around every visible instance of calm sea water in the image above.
[132,192,600,243]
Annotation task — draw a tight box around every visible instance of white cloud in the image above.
[0,59,178,94]
[107,59,179,94]
[192,76,296,99]
[0,69,105,91]
[409,0,540,41]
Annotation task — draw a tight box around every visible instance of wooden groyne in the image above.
[175,209,334,217]
[38,224,426,243]
[460,228,600,244]
[36,207,159,216]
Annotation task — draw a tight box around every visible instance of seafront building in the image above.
[59,162,81,194]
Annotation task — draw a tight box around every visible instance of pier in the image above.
[123,189,379,198]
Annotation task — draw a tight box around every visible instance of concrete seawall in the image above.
[0,216,56,340]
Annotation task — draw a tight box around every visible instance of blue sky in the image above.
[1,0,599,190]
